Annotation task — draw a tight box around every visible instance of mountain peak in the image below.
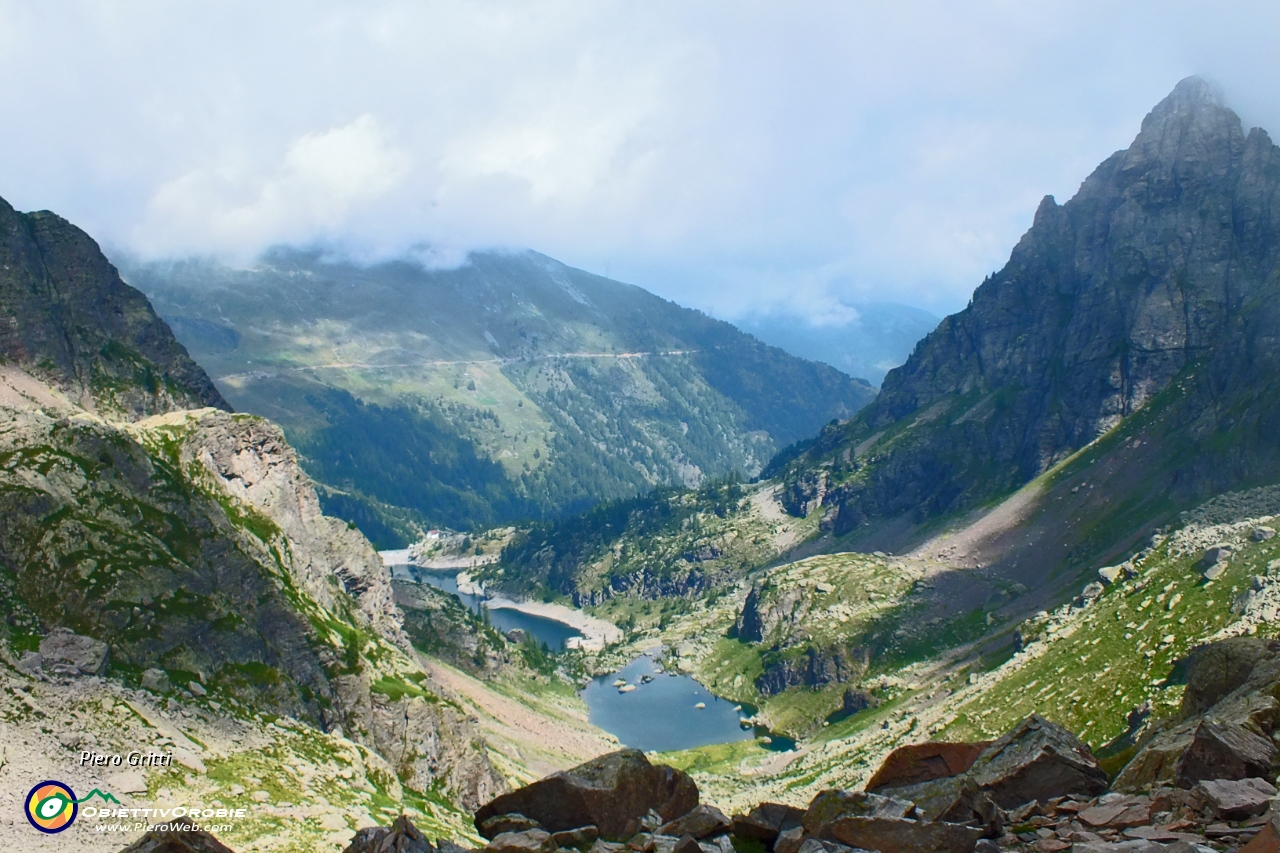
[1138,75,1237,137]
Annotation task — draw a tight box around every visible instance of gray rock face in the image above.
[0,196,228,420]
[171,409,404,640]
[38,627,108,676]
[473,750,699,842]
[780,77,1280,543]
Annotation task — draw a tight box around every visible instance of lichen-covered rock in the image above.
[474,750,698,841]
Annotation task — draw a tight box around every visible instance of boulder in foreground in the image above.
[965,714,1107,807]
[473,749,698,841]
[731,802,805,845]
[864,742,989,793]
[801,789,979,853]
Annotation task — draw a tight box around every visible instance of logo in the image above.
[25,781,78,833]
[24,782,119,833]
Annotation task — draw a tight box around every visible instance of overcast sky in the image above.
[1,2,1277,320]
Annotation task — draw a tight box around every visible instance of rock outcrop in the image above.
[344,815,435,853]
[1116,637,1280,791]
[144,408,405,640]
[755,642,871,697]
[0,195,228,419]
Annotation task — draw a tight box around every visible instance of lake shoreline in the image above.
[486,596,623,652]
[379,552,622,652]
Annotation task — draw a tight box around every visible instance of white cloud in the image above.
[139,115,409,257]
[0,1,1275,318]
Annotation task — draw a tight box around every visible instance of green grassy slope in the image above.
[126,249,874,544]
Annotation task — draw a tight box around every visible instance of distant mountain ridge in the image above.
[127,250,876,545]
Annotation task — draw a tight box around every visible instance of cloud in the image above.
[0,1,1276,318]
[138,115,409,258]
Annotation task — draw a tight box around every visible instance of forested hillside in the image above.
[128,250,875,545]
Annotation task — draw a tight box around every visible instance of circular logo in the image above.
[25,781,78,833]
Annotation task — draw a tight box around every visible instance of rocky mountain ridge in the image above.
[0,196,228,419]
[773,76,1280,565]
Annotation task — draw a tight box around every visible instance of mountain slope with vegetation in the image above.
[0,196,617,848]
[125,250,875,545]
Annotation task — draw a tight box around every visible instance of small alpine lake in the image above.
[582,655,794,754]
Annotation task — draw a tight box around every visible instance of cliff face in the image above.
[782,78,1280,544]
[0,196,228,419]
